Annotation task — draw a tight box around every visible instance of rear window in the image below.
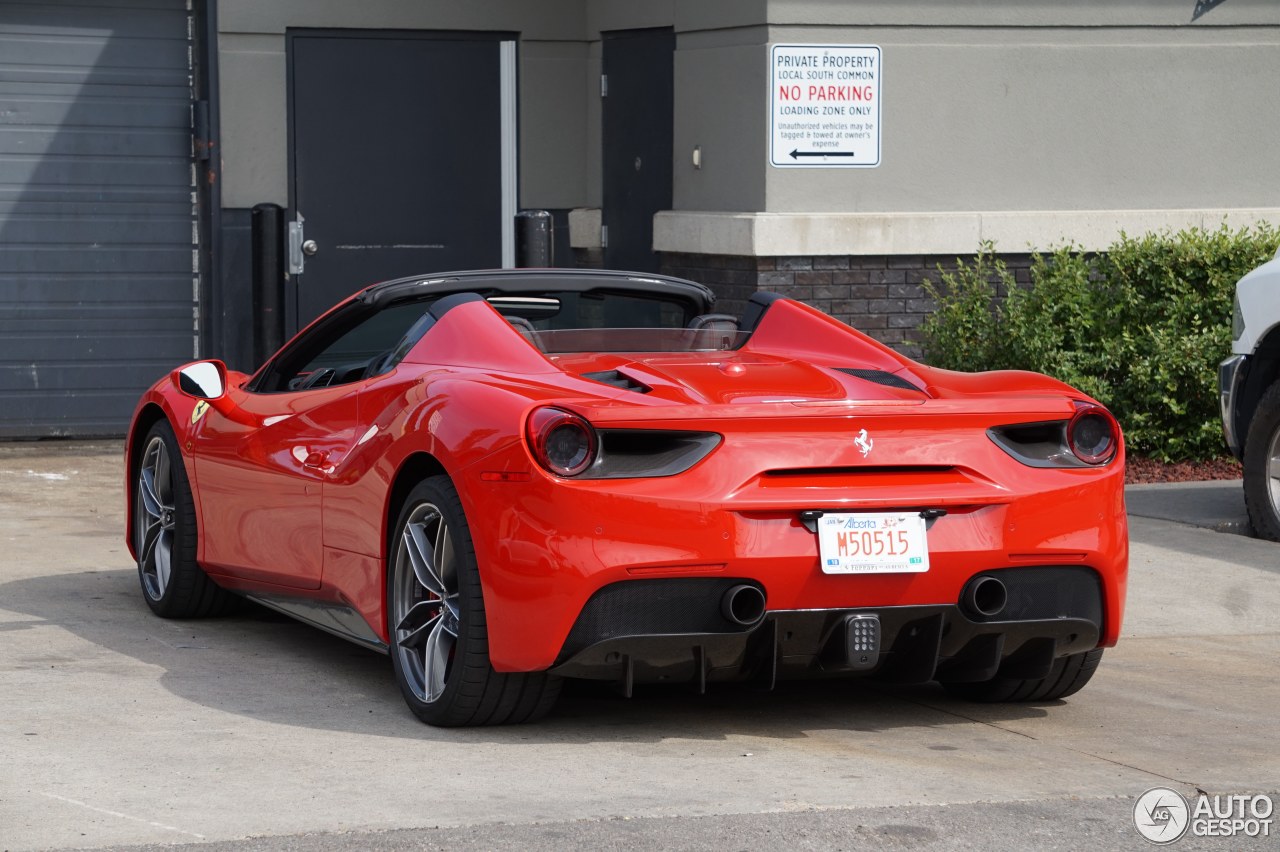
[489,290,691,330]
[530,327,748,354]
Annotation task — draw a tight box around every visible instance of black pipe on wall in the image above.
[251,203,285,365]
[516,209,553,268]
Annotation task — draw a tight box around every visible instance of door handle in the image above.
[302,451,328,470]
[287,212,307,274]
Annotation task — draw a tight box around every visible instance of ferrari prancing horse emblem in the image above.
[191,400,209,424]
[854,428,873,457]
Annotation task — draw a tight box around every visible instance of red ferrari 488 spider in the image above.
[126,269,1127,726]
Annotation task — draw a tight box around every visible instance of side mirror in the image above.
[174,360,227,400]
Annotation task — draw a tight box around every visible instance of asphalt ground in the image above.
[0,442,1276,851]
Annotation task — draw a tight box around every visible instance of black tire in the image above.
[942,649,1104,703]
[133,420,236,618]
[388,476,561,726]
[1243,380,1280,541]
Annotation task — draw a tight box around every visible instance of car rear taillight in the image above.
[1067,405,1119,465]
[989,403,1122,469]
[526,407,597,477]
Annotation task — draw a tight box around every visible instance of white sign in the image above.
[770,44,882,168]
[816,512,928,574]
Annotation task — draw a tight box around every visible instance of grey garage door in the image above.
[0,0,196,438]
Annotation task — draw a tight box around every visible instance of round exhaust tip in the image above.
[961,575,1008,619]
[721,584,766,627]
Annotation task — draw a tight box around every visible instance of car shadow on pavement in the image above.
[2,568,1054,743]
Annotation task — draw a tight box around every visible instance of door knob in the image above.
[301,239,318,256]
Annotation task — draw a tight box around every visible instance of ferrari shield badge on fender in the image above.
[190,400,209,424]
[855,428,873,457]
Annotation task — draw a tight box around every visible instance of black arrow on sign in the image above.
[790,149,855,159]
[1192,0,1229,22]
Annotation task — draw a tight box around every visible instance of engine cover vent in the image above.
[836,368,923,393]
[582,370,651,393]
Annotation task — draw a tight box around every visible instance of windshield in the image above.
[530,327,749,354]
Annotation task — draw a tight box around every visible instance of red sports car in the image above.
[126,269,1127,726]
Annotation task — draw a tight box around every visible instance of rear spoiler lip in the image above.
[567,395,1077,426]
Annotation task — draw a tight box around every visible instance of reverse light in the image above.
[1067,405,1119,465]
[479,470,532,483]
[526,407,597,477]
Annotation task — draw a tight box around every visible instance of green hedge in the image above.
[919,223,1280,462]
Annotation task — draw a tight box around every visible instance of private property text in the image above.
[770,44,882,167]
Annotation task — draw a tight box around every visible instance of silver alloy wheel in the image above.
[392,502,461,704]
[1267,424,1280,519]
[136,435,176,601]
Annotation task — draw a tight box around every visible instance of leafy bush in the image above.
[920,223,1280,461]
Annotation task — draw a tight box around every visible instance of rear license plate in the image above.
[816,512,930,574]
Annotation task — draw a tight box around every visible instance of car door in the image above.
[192,383,361,589]
[191,297,433,589]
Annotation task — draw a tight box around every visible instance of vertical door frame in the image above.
[192,0,221,359]
[500,39,517,268]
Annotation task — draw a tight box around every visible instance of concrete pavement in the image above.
[0,442,1276,851]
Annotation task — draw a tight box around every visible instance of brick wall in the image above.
[659,251,1034,360]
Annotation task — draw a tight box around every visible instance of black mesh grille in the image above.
[587,431,721,479]
[836,368,923,393]
[975,566,1103,625]
[559,578,758,660]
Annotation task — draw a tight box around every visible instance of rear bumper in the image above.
[550,568,1102,688]
[462,426,1127,673]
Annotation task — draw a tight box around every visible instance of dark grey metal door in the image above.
[602,29,674,274]
[0,0,197,437]
[288,32,514,333]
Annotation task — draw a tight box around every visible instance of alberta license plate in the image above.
[816,512,930,574]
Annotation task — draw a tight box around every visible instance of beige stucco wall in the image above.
[665,0,1280,253]
[215,0,1280,255]
[760,23,1280,215]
